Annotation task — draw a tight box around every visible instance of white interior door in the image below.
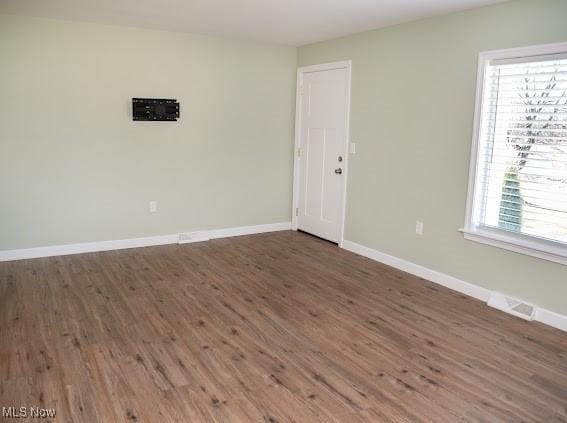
[296,63,350,243]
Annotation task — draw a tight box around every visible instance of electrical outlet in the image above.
[415,221,424,235]
[149,201,158,213]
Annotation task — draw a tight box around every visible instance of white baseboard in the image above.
[536,308,567,332]
[0,222,291,262]
[341,240,567,333]
[341,240,491,302]
[208,222,292,239]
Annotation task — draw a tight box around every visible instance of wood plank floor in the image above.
[1,231,566,422]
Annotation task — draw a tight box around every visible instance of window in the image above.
[464,43,567,265]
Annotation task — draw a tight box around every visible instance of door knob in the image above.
[334,168,343,175]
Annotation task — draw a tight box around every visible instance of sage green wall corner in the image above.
[0,15,296,250]
[298,0,567,315]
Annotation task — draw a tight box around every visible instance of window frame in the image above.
[463,41,567,266]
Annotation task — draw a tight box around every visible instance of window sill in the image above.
[459,228,567,266]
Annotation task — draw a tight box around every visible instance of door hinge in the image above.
[297,148,301,157]
[295,207,299,216]
[298,85,304,96]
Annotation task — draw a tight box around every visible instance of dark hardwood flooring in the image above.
[1,231,566,422]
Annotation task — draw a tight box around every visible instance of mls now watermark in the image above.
[2,406,56,419]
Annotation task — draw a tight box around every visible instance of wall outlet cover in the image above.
[415,221,424,235]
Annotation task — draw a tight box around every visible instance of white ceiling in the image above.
[0,0,507,46]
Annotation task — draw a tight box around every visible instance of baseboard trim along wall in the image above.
[341,240,567,333]
[0,222,292,262]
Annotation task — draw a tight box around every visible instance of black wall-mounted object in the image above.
[132,98,180,121]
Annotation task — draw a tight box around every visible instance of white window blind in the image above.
[466,44,567,263]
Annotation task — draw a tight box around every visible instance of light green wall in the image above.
[298,0,567,315]
[0,15,296,249]
[2,1,566,315]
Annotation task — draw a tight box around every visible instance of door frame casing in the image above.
[291,60,352,246]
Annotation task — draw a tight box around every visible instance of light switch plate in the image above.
[349,142,356,154]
